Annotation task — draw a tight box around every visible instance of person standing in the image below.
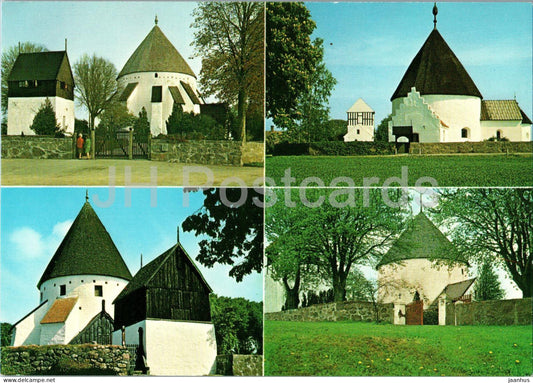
[84,134,91,159]
[76,133,84,159]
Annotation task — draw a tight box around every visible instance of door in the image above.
[406,300,423,325]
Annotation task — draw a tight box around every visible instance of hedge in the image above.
[271,141,396,156]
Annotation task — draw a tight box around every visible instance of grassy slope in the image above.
[264,321,532,376]
[265,154,533,187]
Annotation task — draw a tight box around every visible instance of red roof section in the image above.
[40,297,78,324]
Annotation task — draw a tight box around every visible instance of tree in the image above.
[2,42,47,115]
[1,323,13,347]
[182,189,263,282]
[323,119,348,141]
[375,114,392,142]
[133,107,150,140]
[30,98,62,136]
[98,102,136,132]
[191,2,264,144]
[266,3,322,127]
[474,261,505,301]
[74,54,117,157]
[210,295,262,355]
[432,189,532,297]
[74,119,89,136]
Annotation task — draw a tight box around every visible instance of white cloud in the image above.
[9,220,73,261]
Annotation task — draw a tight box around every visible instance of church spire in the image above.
[85,189,89,203]
[155,15,158,25]
[433,3,438,30]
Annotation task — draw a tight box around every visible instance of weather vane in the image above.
[433,3,438,30]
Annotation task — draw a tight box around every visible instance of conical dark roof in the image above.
[118,25,195,78]
[38,202,132,288]
[391,29,482,101]
[377,213,467,268]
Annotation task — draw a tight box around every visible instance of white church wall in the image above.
[11,303,49,346]
[344,124,374,142]
[39,323,65,345]
[264,272,285,313]
[7,97,75,136]
[378,259,467,309]
[480,120,529,142]
[118,72,201,136]
[40,275,129,338]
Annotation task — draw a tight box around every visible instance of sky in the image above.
[306,2,533,127]
[0,188,263,324]
[2,1,204,119]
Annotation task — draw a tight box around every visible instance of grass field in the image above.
[265,154,533,187]
[264,321,532,376]
[1,159,264,186]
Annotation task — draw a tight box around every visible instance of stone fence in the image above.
[1,344,130,375]
[215,354,263,376]
[410,141,533,154]
[1,136,73,159]
[151,139,264,166]
[446,298,532,326]
[265,301,394,324]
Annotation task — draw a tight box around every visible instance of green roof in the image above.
[377,213,467,268]
[118,25,195,78]
[391,29,482,100]
[38,202,132,288]
[8,51,72,82]
[113,243,212,303]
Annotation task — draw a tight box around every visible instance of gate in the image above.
[95,128,150,159]
[406,300,423,325]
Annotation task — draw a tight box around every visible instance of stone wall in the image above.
[1,136,73,159]
[1,344,130,376]
[150,139,243,166]
[241,142,264,165]
[446,298,532,326]
[264,301,394,324]
[215,354,263,376]
[410,141,533,154]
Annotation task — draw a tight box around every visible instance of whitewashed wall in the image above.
[344,124,374,142]
[11,303,49,346]
[480,120,531,142]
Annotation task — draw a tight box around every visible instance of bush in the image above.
[423,309,438,325]
[30,98,63,136]
[166,104,226,140]
[270,141,396,156]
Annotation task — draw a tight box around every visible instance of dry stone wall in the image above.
[1,344,130,376]
[265,301,394,324]
[410,141,532,154]
[215,354,263,376]
[446,298,531,326]
[151,139,243,166]
[1,136,73,159]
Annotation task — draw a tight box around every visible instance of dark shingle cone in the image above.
[391,29,482,101]
[37,202,132,288]
[118,25,195,79]
[377,213,467,268]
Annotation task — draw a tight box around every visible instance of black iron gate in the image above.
[95,128,150,159]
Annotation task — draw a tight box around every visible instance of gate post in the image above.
[128,128,133,160]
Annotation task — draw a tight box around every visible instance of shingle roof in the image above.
[40,297,78,324]
[377,213,467,268]
[480,100,527,121]
[117,82,138,102]
[391,29,482,100]
[8,51,70,82]
[38,202,132,288]
[169,86,185,104]
[118,25,195,78]
[441,278,476,300]
[113,243,212,303]
[180,81,201,104]
[520,109,532,125]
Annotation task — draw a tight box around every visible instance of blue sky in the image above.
[0,188,262,324]
[307,2,532,126]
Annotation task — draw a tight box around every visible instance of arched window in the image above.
[461,128,469,139]
[496,130,502,140]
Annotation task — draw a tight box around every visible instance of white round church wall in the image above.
[118,72,201,136]
[377,259,468,308]
[40,275,129,322]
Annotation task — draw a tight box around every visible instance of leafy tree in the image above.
[133,107,150,140]
[432,189,532,297]
[74,54,117,158]
[210,295,262,355]
[2,116,7,135]
[1,323,13,347]
[266,3,322,127]
[98,102,135,133]
[474,261,505,301]
[375,114,392,142]
[166,103,225,139]
[182,189,263,282]
[192,2,264,144]
[30,98,62,136]
[74,119,89,136]
[324,119,348,141]
[2,42,47,115]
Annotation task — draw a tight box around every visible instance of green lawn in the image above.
[265,154,533,187]
[264,321,532,376]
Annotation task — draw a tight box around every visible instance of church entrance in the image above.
[405,300,423,325]
[393,126,419,153]
[95,128,150,159]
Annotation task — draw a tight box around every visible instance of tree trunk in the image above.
[332,274,347,302]
[90,114,96,160]
[282,268,301,310]
[237,88,247,144]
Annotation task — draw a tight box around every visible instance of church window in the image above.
[357,129,360,134]
[151,86,162,102]
[60,285,66,296]
[461,128,469,138]
[18,81,29,88]
[95,285,103,297]
[154,73,158,78]
[496,130,502,140]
